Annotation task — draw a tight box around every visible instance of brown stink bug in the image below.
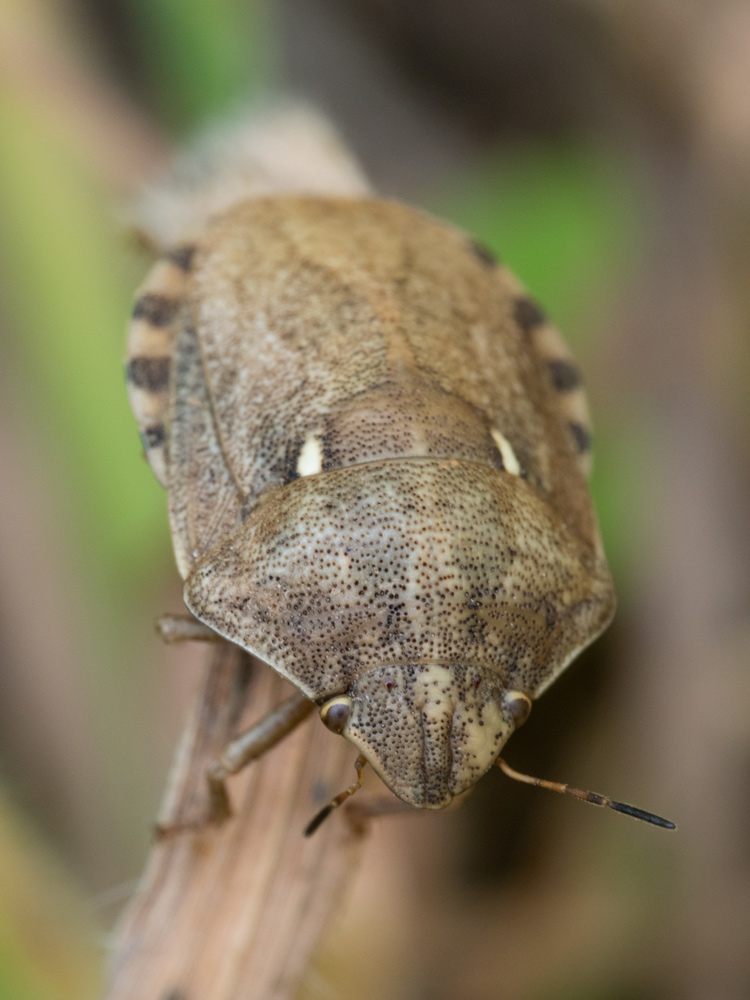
[126,116,674,835]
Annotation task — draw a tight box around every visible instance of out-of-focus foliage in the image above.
[0,783,99,1000]
[125,0,270,131]
[0,86,165,581]
[432,147,640,340]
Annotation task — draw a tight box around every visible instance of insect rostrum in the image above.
[127,195,615,818]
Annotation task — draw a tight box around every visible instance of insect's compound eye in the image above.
[320,696,354,734]
[504,691,532,728]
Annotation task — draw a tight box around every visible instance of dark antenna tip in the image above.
[609,800,676,830]
[304,805,333,838]
[495,757,676,831]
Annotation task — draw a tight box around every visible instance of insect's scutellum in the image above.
[126,113,669,833]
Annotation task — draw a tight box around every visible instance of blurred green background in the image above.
[0,0,749,997]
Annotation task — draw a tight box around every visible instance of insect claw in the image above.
[206,762,234,825]
[153,822,175,842]
[151,765,235,840]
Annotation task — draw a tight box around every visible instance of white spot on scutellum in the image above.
[297,433,323,477]
[490,429,521,476]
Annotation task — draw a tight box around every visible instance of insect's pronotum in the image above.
[126,129,674,836]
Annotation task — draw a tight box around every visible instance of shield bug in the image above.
[127,191,674,835]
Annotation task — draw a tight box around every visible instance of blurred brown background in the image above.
[0,0,749,997]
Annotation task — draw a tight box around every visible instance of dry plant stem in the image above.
[104,642,365,1000]
[205,690,316,825]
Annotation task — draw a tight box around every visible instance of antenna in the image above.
[304,754,368,836]
[495,758,676,830]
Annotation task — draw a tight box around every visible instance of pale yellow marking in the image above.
[126,260,186,355]
[451,698,506,790]
[414,665,456,714]
[533,323,572,359]
[490,428,521,476]
[126,320,169,357]
[297,433,323,477]
[126,384,168,422]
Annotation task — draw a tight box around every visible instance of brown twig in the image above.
[104,643,367,1000]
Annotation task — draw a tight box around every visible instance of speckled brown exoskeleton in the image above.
[126,113,674,835]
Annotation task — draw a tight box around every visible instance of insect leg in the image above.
[154,690,315,838]
[156,613,223,643]
[206,691,315,824]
